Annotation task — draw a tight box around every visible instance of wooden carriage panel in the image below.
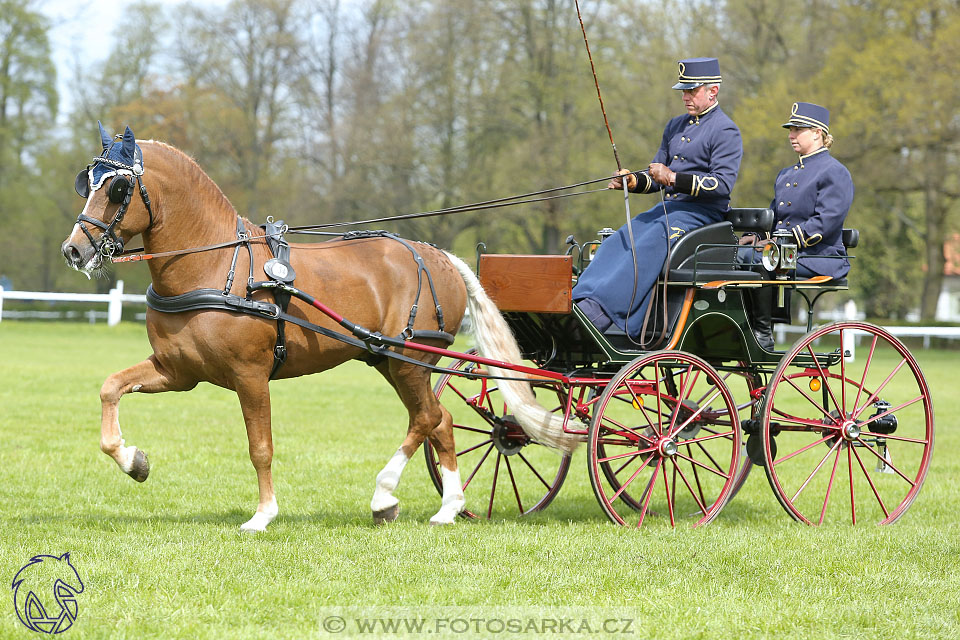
[478,254,572,313]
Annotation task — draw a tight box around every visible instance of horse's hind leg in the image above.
[234,379,278,533]
[370,360,465,525]
[100,355,191,482]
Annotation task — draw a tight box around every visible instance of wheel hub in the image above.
[658,438,679,457]
[841,420,861,441]
[492,415,528,456]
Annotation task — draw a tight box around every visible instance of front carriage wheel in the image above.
[425,350,571,519]
[761,322,934,525]
[588,351,742,528]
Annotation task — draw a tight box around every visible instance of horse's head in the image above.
[12,552,85,633]
[61,121,155,276]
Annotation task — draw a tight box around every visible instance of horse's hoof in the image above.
[127,449,150,483]
[372,504,400,525]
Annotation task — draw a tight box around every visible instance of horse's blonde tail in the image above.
[444,251,581,454]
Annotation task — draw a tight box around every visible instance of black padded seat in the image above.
[842,228,859,248]
[661,221,744,283]
[727,208,774,233]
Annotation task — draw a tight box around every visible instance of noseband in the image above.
[75,143,154,260]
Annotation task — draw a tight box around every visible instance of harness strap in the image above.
[146,285,280,318]
[341,230,446,334]
[261,219,292,379]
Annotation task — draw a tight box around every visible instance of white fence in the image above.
[2,284,959,348]
[775,323,960,350]
[0,281,146,326]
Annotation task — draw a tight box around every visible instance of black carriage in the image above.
[424,208,934,527]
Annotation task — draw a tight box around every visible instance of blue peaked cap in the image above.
[89,121,142,190]
[782,102,830,133]
[672,57,722,90]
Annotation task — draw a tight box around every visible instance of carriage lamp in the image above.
[868,400,898,435]
[761,230,798,273]
[583,228,617,264]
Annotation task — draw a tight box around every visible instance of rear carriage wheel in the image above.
[588,351,742,527]
[761,322,934,525]
[425,350,571,519]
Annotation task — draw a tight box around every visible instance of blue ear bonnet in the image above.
[86,121,143,193]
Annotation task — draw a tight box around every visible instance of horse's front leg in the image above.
[235,380,278,533]
[99,355,188,482]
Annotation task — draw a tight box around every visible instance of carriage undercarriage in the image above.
[423,209,934,527]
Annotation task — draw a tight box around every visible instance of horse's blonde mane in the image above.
[140,139,238,216]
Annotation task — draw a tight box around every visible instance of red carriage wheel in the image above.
[761,322,934,525]
[588,351,741,527]
[425,350,571,519]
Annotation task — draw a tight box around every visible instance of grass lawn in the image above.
[1,321,958,639]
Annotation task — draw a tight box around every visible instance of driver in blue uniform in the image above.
[573,57,743,340]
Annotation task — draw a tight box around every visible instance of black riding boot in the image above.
[747,284,775,351]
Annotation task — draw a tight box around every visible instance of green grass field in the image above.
[1,322,958,639]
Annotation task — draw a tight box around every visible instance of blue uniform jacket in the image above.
[572,103,742,338]
[772,147,854,279]
[633,102,742,213]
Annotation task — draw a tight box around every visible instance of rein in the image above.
[111,174,614,263]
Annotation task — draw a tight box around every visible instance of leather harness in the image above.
[145,223,456,378]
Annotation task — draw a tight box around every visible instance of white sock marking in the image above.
[370,448,409,513]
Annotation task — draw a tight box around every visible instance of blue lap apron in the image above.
[573,200,723,339]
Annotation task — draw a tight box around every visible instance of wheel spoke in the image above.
[667,387,722,439]
[636,459,662,528]
[791,440,842,504]
[517,451,553,490]
[783,374,833,421]
[504,456,524,514]
[818,442,843,525]
[663,457,676,527]
[598,447,656,464]
[773,433,837,466]
[455,439,494,457]
[805,344,843,421]
[851,358,907,421]
[670,458,709,516]
[854,437,916,486]
[487,453,502,519]
[611,454,655,502]
[462,444,495,491]
[848,446,856,525]
[857,395,924,430]
[851,444,890,518]
[674,450,730,480]
[852,334,879,414]
[454,424,495,436]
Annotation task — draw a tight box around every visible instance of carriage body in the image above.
[427,208,934,527]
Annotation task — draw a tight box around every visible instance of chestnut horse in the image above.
[61,124,579,531]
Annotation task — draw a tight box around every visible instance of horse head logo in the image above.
[11,553,85,634]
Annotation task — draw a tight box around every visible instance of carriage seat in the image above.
[663,221,755,283]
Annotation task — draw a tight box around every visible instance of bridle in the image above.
[74,141,154,259]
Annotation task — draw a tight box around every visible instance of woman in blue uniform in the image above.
[746,101,855,349]
[573,57,743,341]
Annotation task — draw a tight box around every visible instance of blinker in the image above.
[75,169,90,199]
[74,168,131,204]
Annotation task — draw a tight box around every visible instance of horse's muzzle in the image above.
[61,227,98,272]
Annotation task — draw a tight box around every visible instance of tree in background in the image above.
[4,0,957,325]
[0,0,58,290]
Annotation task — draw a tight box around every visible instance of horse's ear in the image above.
[122,126,136,158]
[59,552,71,562]
[98,121,111,150]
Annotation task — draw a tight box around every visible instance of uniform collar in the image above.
[688,101,719,125]
[797,145,829,167]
